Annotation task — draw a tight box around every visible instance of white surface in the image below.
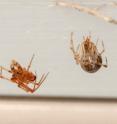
[0,0,116,97]
[0,99,117,124]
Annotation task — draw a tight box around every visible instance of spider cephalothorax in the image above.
[70,32,108,73]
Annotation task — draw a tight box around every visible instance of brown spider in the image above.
[70,32,108,73]
[0,54,49,93]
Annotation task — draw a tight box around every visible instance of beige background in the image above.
[0,0,116,97]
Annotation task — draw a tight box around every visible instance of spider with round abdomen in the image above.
[70,32,108,73]
[0,54,49,93]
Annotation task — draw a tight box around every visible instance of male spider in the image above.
[70,32,108,73]
[0,54,49,93]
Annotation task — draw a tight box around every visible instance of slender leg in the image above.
[102,57,108,68]
[27,54,35,71]
[97,57,108,68]
[70,32,76,55]
[21,72,49,93]
[70,32,80,64]
[0,66,12,80]
[32,72,49,92]
[70,32,80,54]
[18,83,34,93]
[0,66,11,73]
[100,41,105,55]
[80,43,85,57]
[76,44,80,53]
[0,74,12,82]
[33,73,49,86]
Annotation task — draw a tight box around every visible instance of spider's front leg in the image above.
[0,66,12,81]
[27,54,35,71]
[70,32,80,64]
[0,66,11,73]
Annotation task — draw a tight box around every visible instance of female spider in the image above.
[0,54,49,93]
[70,32,108,73]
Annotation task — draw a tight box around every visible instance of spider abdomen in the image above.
[80,55,102,73]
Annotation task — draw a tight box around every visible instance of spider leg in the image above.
[70,32,80,54]
[100,41,105,55]
[0,66,11,73]
[0,67,24,87]
[0,75,11,82]
[27,54,35,71]
[0,66,12,81]
[18,83,35,93]
[32,72,49,92]
[102,57,108,68]
[76,44,80,53]
[70,32,76,55]
[80,43,85,57]
[96,57,108,68]
[0,69,12,82]
[70,32,80,64]
[0,72,22,87]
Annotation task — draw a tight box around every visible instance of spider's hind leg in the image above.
[100,41,105,55]
[97,57,108,68]
[102,57,108,68]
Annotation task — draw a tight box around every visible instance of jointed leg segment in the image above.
[100,41,105,55]
[102,57,108,68]
[0,66,11,73]
[70,32,80,64]
[70,32,76,55]
[27,54,35,71]
[96,57,108,68]
[0,66,12,81]
[0,66,19,82]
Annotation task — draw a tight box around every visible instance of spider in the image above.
[0,54,49,93]
[70,32,108,73]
